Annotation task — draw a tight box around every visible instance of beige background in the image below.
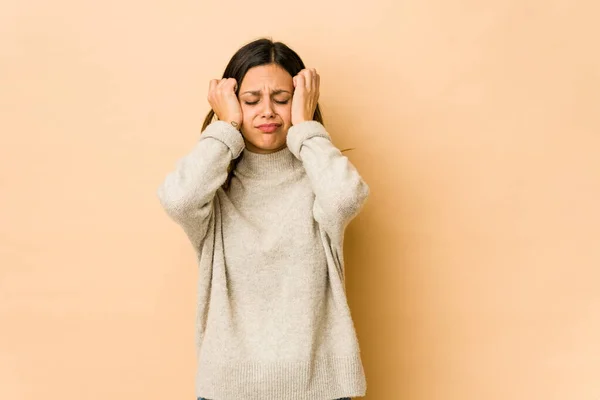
[1,0,599,399]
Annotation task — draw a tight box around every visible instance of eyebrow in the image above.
[241,89,291,96]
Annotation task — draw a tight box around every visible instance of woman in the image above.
[157,38,369,400]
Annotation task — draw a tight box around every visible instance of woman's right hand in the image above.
[208,78,243,128]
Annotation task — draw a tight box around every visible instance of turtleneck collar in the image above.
[234,146,301,179]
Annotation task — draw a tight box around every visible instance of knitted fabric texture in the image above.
[157,120,369,400]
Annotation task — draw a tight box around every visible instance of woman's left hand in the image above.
[291,68,320,125]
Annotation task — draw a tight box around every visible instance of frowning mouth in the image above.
[256,124,281,133]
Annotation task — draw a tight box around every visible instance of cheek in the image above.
[241,105,256,123]
[278,104,292,122]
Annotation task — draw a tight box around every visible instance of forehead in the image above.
[239,64,293,90]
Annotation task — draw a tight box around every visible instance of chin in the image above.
[244,132,288,153]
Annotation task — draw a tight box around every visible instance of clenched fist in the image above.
[208,78,243,128]
[291,68,320,125]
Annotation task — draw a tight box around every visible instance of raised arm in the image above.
[287,68,369,243]
[157,121,244,249]
[158,77,244,250]
[287,121,369,244]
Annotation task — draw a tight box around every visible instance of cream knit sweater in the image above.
[157,120,369,399]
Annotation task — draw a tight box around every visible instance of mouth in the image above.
[256,123,281,133]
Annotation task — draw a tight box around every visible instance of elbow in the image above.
[313,177,369,240]
[357,178,370,208]
[334,176,370,221]
[348,178,370,217]
[156,179,214,226]
[156,181,190,221]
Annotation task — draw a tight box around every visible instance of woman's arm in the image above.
[157,121,244,249]
[287,120,369,244]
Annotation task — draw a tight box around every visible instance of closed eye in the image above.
[244,99,290,106]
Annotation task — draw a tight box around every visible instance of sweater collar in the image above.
[235,146,300,179]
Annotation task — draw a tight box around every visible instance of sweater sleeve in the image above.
[157,121,245,250]
[286,120,370,244]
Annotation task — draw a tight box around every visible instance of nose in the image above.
[261,100,275,118]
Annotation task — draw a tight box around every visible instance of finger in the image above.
[218,78,236,96]
[315,72,320,91]
[208,79,218,95]
[217,78,229,90]
[302,70,312,91]
[294,74,305,92]
[310,70,318,91]
[308,68,318,89]
[227,78,238,93]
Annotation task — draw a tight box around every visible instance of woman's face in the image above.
[238,64,294,154]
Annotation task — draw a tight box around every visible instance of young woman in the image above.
[157,38,369,400]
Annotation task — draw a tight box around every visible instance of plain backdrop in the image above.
[1,0,599,399]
